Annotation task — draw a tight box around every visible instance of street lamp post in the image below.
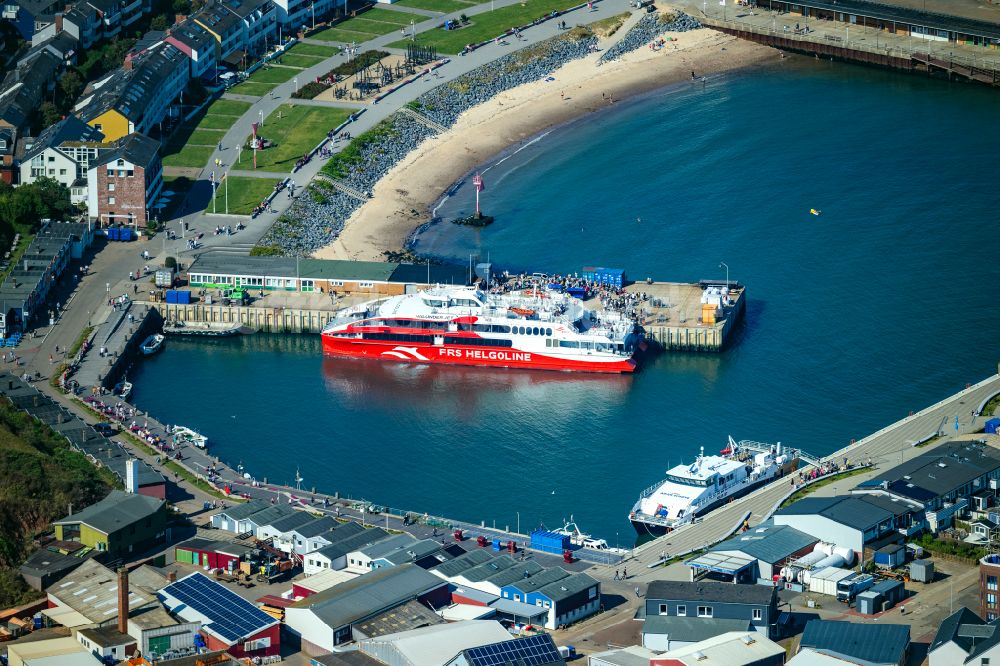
[311,2,315,30]
[719,261,729,287]
[516,511,520,535]
[259,109,264,127]
[294,76,299,92]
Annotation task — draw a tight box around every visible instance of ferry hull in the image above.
[629,469,793,537]
[322,335,636,374]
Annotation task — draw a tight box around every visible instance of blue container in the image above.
[165,291,178,304]
[177,290,191,304]
[492,538,501,551]
[120,228,133,241]
[986,418,1000,435]
[530,529,570,554]
[107,228,118,241]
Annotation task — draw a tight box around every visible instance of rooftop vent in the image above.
[938,462,948,468]
[694,651,707,661]
[741,634,756,645]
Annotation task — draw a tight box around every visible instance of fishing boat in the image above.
[628,437,799,536]
[140,334,165,355]
[553,519,628,554]
[321,284,645,373]
[113,379,133,399]
[172,425,207,449]
[163,321,244,337]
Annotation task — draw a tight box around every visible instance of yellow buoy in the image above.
[810,208,821,216]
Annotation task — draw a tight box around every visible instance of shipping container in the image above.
[856,590,882,615]
[177,290,191,304]
[809,567,855,596]
[530,529,570,554]
[874,544,906,569]
[909,559,934,583]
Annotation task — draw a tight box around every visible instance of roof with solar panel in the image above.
[459,633,565,666]
[158,572,277,645]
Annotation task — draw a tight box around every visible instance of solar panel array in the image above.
[162,573,274,643]
[466,634,561,666]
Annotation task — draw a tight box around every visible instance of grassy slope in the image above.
[388,0,582,52]
[211,177,280,214]
[249,105,352,171]
[0,400,118,607]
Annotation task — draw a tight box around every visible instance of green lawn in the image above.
[210,176,279,215]
[276,53,328,68]
[206,99,252,116]
[179,128,226,146]
[229,81,279,97]
[162,144,215,168]
[195,113,243,130]
[245,65,305,84]
[312,27,381,43]
[286,42,341,57]
[249,105,352,171]
[364,7,424,24]
[344,17,412,34]
[388,0,582,52]
[394,0,476,12]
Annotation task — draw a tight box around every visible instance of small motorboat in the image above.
[172,425,208,449]
[113,380,133,399]
[810,208,822,216]
[140,334,165,355]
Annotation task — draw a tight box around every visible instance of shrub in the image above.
[164,256,177,268]
[291,81,330,100]
[250,244,286,256]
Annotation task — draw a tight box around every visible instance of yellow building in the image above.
[53,490,166,560]
[84,109,133,143]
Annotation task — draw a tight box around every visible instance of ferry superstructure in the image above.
[321,285,644,373]
[629,438,797,536]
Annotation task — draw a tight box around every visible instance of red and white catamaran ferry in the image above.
[321,285,644,373]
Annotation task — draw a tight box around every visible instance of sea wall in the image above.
[258,31,600,256]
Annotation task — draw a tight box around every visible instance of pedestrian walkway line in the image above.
[398,106,449,133]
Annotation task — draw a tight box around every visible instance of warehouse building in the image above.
[292,568,359,599]
[284,564,450,654]
[173,538,251,570]
[18,547,91,590]
[187,253,471,298]
[642,616,754,651]
[687,521,819,582]
[772,495,902,555]
[6,637,103,666]
[799,619,910,666]
[158,572,280,659]
[45,560,167,627]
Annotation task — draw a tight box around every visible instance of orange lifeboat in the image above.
[510,307,536,317]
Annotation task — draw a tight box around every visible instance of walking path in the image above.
[622,374,1000,581]
[158,0,628,261]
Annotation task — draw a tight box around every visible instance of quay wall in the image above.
[155,303,335,334]
[643,287,746,352]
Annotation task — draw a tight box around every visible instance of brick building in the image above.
[86,133,162,227]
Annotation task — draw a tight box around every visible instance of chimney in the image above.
[123,55,134,72]
[117,567,129,634]
[55,13,63,31]
[125,458,139,494]
[167,571,177,583]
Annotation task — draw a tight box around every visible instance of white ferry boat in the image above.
[629,437,798,536]
[321,285,645,373]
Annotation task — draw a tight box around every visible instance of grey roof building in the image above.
[642,616,754,651]
[854,441,1000,511]
[431,549,492,579]
[688,521,819,581]
[800,619,911,666]
[773,495,900,554]
[0,50,61,132]
[308,528,392,569]
[645,580,779,638]
[284,564,449,653]
[53,489,165,534]
[929,607,1000,666]
[18,547,91,590]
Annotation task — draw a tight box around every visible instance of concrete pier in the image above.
[155,303,336,334]
[72,303,162,390]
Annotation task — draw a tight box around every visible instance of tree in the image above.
[102,38,136,72]
[172,0,191,11]
[39,101,60,129]
[32,177,74,220]
[150,14,168,30]
[58,70,84,103]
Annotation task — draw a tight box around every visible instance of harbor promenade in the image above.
[157,0,634,262]
[624,372,1000,581]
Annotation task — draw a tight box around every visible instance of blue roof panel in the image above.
[161,572,275,643]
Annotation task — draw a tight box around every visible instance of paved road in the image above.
[619,374,1000,581]
[158,0,632,262]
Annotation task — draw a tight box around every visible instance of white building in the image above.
[19,116,105,204]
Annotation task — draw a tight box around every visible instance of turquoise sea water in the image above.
[131,59,1000,543]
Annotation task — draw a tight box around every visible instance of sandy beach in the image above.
[314,22,776,262]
